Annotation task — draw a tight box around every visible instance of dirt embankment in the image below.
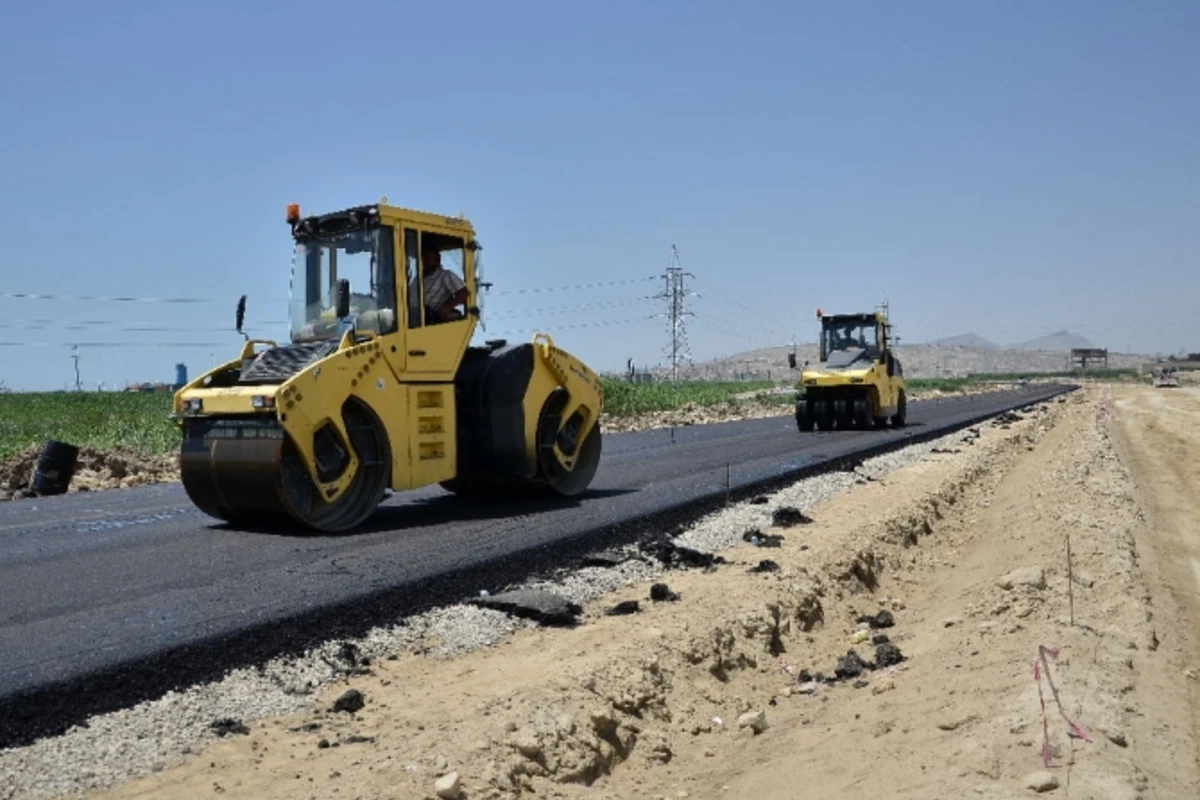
[50,384,1196,800]
[0,446,179,501]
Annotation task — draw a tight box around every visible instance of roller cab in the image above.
[173,201,603,533]
[789,308,907,432]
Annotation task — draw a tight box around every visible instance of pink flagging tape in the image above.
[1033,645,1093,766]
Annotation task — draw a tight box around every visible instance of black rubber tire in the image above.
[833,399,850,430]
[853,396,873,428]
[795,397,814,432]
[441,390,602,500]
[545,421,602,496]
[814,399,834,431]
[536,389,602,497]
[891,389,908,427]
[287,401,391,533]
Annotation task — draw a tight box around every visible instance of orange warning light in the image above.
[286,203,300,223]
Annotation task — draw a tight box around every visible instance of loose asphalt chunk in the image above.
[743,528,784,548]
[650,582,680,602]
[856,610,895,629]
[638,532,725,570]
[772,507,813,528]
[606,600,640,616]
[875,642,905,668]
[332,689,365,714]
[834,650,870,680]
[210,718,250,737]
[580,550,630,568]
[469,588,583,627]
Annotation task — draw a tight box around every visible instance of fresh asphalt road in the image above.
[0,385,1070,744]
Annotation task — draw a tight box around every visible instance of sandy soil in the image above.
[56,384,1198,800]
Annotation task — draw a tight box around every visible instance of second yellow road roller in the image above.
[788,306,907,431]
[172,200,604,532]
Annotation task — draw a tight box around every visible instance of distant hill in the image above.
[1012,330,1094,352]
[641,338,1149,382]
[932,330,1095,352]
[933,333,999,350]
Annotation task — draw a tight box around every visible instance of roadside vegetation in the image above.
[902,368,1139,394]
[0,392,178,460]
[598,378,778,416]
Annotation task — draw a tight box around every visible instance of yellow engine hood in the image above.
[800,367,872,387]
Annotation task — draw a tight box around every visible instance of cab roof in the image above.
[288,202,476,241]
[821,312,883,324]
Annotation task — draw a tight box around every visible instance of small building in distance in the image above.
[125,363,189,393]
[1070,348,1108,370]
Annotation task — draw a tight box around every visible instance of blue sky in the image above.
[0,0,1196,390]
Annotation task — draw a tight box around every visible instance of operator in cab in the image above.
[419,242,469,323]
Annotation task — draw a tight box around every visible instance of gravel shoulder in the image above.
[6,384,1195,800]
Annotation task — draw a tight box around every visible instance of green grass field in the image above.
[598,378,778,416]
[0,369,1140,461]
[0,381,783,460]
[0,392,179,460]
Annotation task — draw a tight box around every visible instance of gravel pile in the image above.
[519,557,661,607]
[0,416,1021,800]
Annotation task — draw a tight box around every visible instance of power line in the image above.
[483,315,658,338]
[0,314,661,349]
[0,280,663,336]
[0,275,660,305]
[491,276,659,296]
[0,321,287,333]
[0,341,240,348]
[0,298,657,333]
[655,245,695,386]
[690,297,796,343]
[483,296,659,320]
[690,276,793,339]
[0,291,245,304]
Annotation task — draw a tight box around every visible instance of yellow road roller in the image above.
[172,200,604,532]
[787,307,907,431]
